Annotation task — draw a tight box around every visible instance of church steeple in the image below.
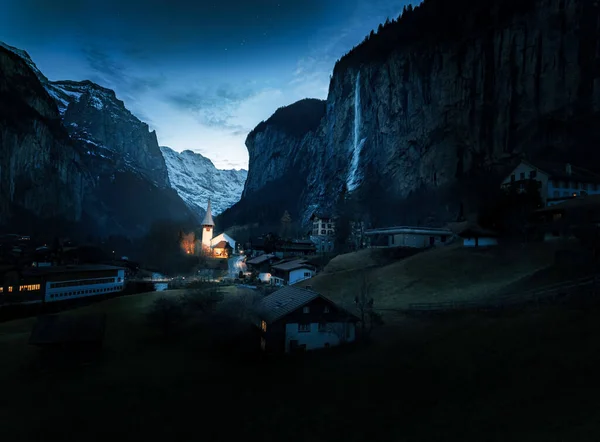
[201,199,215,227]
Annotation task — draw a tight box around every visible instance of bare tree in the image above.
[354,272,384,340]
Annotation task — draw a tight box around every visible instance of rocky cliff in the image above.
[0,42,194,238]
[0,46,85,225]
[160,146,247,218]
[226,0,600,229]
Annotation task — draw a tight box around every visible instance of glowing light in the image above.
[180,232,196,255]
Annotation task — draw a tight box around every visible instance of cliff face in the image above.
[0,42,194,238]
[0,47,85,223]
[234,0,600,228]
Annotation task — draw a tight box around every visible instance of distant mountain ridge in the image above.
[0,41,238,237]
[160,146,247,219]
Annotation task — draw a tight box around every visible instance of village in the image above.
[2,161,600,439]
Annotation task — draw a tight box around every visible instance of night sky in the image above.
[1,0,413,169]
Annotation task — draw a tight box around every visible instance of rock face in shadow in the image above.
[226,0,600,229]
[0,46,85,224]
[0,43,195,238]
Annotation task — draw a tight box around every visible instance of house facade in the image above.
[310,213,336,253]
[364,226,453,248]
[529,195,600,241]
[270,260,315,286]
[256,286,358,353]
[501,160,600,206]
[448,221,499,247]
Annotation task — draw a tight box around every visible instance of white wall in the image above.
[463,237,498,247]
[45,269,125,302]
[388,233,449,248]
[201,226,213,251]
[284,322,356,352]
[211,232,236,250]
[289,268,315,285]
[501,162,549,202]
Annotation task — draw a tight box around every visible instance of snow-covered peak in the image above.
[160,146,248,218]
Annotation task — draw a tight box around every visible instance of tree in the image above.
[146,296,185,337]
[354,272,383,340]
[280,210,292,239]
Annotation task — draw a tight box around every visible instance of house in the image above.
[364,226,453,248]
[448,221,499,247]
[211,240,232,258]
[529,194,600,241]
[210,232,236,252]
[256,286,359,353]
[274,239,316,258]
[246,253,279,274]
[501,160,600,206]
[270,259,315,286]
[309,213,336,253]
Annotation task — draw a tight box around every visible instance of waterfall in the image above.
[346,71,367,192]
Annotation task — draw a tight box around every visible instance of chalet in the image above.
[256,286,358,353]
[246,253,279,274]
[310,213,336,253]
[364,226,453,248]
[275,239,316,258]
[270,259,315,286]
[448,221,499,247]
[501,160,600,206]
[529,194,600,241]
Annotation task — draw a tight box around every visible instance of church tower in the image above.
[201,199,215,255]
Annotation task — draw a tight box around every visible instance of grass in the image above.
[1,289,600,441]
[297,240,579,312]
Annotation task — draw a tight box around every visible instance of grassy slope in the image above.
[297,240,579,310]
[1,289,600,441]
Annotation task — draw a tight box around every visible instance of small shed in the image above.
[448,221,499,247]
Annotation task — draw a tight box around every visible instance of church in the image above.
[198,199,237,259]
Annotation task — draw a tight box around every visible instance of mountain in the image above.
[0,42,195,238]
[160,146,247,219]
[0,45,85,230]
[221,0,600,231]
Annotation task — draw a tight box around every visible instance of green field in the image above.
[297,240,581,312]
[1,283,600,441]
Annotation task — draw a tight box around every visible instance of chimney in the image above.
[566,163,572,176]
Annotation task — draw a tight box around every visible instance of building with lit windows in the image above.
[0,265,125,306]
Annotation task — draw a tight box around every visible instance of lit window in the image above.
[303,306,310,313]
[324,306,330,313]
[298,323,310,332]
[261,320,267,332]
[318,323,327,332]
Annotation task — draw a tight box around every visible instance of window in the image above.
[261,320,267,332]
[303,306,310,313]
[304,272,311,278]
[260,337,266,351]
[321,230,326,235]
[511,174,515,182]
[327,230,333,235]
[529,170,537,179]
[520,172,525,180]
[318,323,327,332]
[327,223,332,228]
[324,306,330,313]
[298,323,310,332]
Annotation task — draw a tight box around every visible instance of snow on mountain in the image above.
[160,146,248,218]
[0,41,49,83]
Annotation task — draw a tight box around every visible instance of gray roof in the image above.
[524,160,600,184]
[246,253,276,265]
[21,264,124,277]
[201,199,215,226]
[258,286,320,323]
[271,259,312,271]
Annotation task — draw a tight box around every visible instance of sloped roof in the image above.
[246,253,276,265]
[201,199,215,226]
[272,259,312,271]
[447,221,499,237]
[534,194,600,213]
[524,160,600,183]
[258,286,359,323]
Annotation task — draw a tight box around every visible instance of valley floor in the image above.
[1,285,600,441]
